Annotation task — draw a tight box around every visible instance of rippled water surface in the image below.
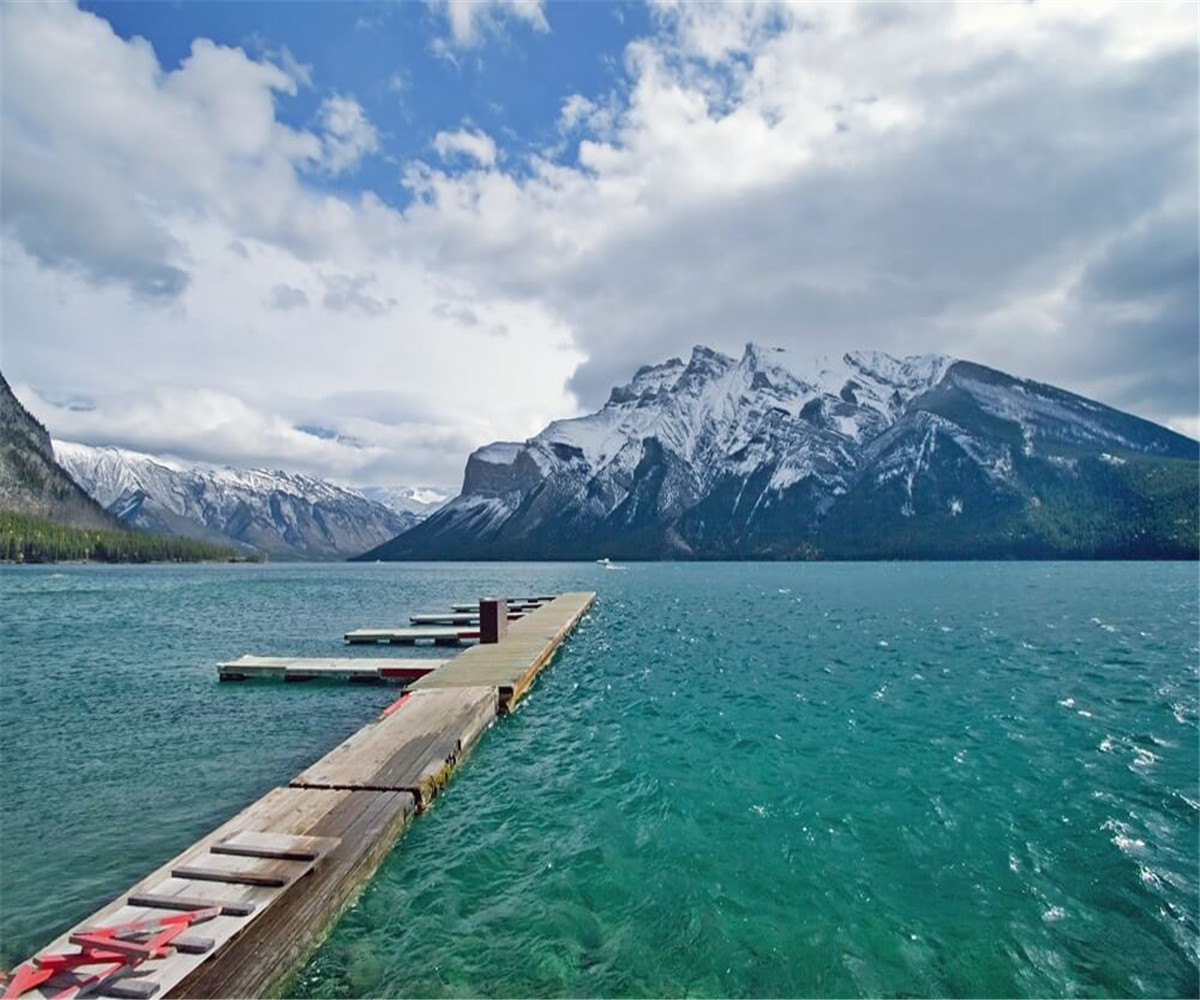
[2,562,1197,998]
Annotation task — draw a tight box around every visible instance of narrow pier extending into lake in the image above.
[5,592,594,1000]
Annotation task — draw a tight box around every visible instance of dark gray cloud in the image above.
[1060,209,1198,419]
[556,47,1198,416]
[1,150,190,301]
[321,273,395,315]
[432,301,480,326]
[269,283,309,310]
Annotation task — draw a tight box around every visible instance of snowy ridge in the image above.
[55,441,422,561]
[371,344,1198,561]
[512,343,954,503]
[353,484,450,517]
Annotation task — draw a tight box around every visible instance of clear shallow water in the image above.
[2,563,1197,998]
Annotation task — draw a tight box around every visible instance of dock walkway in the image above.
[344,626,477,645]
[217,656,443,683]
[6,592,593,1000]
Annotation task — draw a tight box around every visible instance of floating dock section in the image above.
[5,592,594,1000]
[343,625,478,645]
[217,656,444,684]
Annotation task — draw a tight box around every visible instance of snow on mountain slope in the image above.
[55,442,419,561]
[356,484,450,518]
[365,344,1198,561]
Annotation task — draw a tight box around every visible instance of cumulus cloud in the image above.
[432,127,498,167]
[0,3,387,304]
[2,0,1195,490]
[315,95,380,175]
[429,0,549,50]
[400,1,1198,430]
[17,380,383,475]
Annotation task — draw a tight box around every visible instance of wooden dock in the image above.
[343,626,477,645]
[408,611,525,626]
[5,592,594,1000]
[412,591,595,709]
[217,656,445,684]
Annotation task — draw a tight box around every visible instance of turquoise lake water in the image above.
[1,562,1197,998]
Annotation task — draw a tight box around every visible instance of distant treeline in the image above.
[0,510,258,564]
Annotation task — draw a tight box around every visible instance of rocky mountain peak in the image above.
[363,345,1198,561]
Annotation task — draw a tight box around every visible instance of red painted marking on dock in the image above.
[380,692,412,718]
[378,665,436,680]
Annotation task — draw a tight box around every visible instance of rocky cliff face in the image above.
[55,442,421,561]
[0,374,116,531]
[364,346,1199,561]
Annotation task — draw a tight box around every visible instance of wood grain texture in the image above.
[289,687,496,805]
[13,789,351,1000]
[410,592,595,710]
[171,791,416,999]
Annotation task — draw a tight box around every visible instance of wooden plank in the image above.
[408,612,524,625]
[210,831,339,862]
[170,866,291,889]
[170,791,416,998]
[411,592,594,710]
[450,602,543,613]
[10,593,594,1000]
[8,788,358,1000]
[448,596,555,610]
[99,978,160,999]
[217,656,442,683]
[343,627,477,645]
[288,687,496,805]
[126,894,257,918]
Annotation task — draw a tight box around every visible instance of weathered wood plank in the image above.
[10,789,354,1000]
[408,611,525,625]
[217,656,443,682]
[171,791,416,998]
[410,592,594,710]
[210,831,338,862]
[125,894,257,918]
[289,687,496,805]
[170,865,290,889]
[343,627,477,645]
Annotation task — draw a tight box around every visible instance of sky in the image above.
[1,0,1196,489]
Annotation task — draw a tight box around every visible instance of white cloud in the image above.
[0,2,578,485]
[1,0,1195,494]
[400,1,1199,426]
[429,0,548,50]
[432,127,498,167]
[315,95,380,175]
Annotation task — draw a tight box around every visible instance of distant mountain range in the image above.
[357,484,452,518]
[54,442,446,562]
[363,346,1199,561]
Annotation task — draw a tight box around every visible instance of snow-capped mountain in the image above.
[363,345,1199,561]
[54,442,421,561]
[356,485,450,518]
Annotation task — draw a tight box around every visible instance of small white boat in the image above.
[596,557,612,566]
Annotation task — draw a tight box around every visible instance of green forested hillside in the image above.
[0,510,253,564]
